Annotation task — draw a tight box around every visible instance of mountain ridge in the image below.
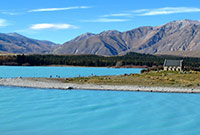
[0,33,57,54]
[0,19,200,57]
[52,19,200,57]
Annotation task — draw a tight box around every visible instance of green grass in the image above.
[65,71,200,88]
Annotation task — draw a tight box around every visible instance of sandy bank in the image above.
[0,78,200,93]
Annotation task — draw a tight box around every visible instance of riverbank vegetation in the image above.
[65,71,200,88]
[0,53,200,70]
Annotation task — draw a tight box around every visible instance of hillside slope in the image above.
[0,33,57,54]
[53,19,200,57]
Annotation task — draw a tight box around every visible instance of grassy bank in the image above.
[65,71,200,88]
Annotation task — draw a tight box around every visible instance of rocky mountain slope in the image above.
[0,33,57,54]
[0,19,199,57]
[53,19,200,57]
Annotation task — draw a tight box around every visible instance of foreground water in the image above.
[0,66,200,135]
[1,87,200,135]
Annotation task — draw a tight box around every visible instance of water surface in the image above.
[0,66,142,78]
[1,87,200,135]
[0,66,199,135]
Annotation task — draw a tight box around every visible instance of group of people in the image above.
[49,75,60,78]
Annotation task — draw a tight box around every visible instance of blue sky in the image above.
[0,0,200,43]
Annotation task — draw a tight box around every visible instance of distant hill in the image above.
[0,19,200,57]
[0,33,57,54]
[53,19,200,57]
[156,50,200,58]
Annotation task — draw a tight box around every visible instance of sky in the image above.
[0,0,200,44]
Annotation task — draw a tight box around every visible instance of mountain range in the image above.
[0,19,200,57]
[0,33,57,54]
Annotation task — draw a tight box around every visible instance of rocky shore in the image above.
[0,78,200,93]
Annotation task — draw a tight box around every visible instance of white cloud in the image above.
[1,12,19,15]
[132,9,150,13]
[102,13,131,17]
[28,6,91,12]
[134,7,200,16]
[83,18,129,22]
[0,19,8,27]
[30,23,78,30]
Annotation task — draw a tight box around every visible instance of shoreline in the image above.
[0,78,200,93]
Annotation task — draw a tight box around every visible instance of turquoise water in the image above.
[0,66,142,78]
[0,67,200,135]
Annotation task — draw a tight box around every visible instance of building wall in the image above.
[163,66,182,71]
[164,66,168,71]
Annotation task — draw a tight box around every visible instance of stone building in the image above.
[163,60,183,71]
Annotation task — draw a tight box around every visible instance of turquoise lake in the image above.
[0,66,200,135]
[0,66,142,78]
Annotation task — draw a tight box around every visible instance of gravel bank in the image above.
[0,78,200,93]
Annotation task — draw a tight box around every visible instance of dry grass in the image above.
[65,71,200,88]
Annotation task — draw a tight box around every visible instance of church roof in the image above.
[163,60,183,67]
